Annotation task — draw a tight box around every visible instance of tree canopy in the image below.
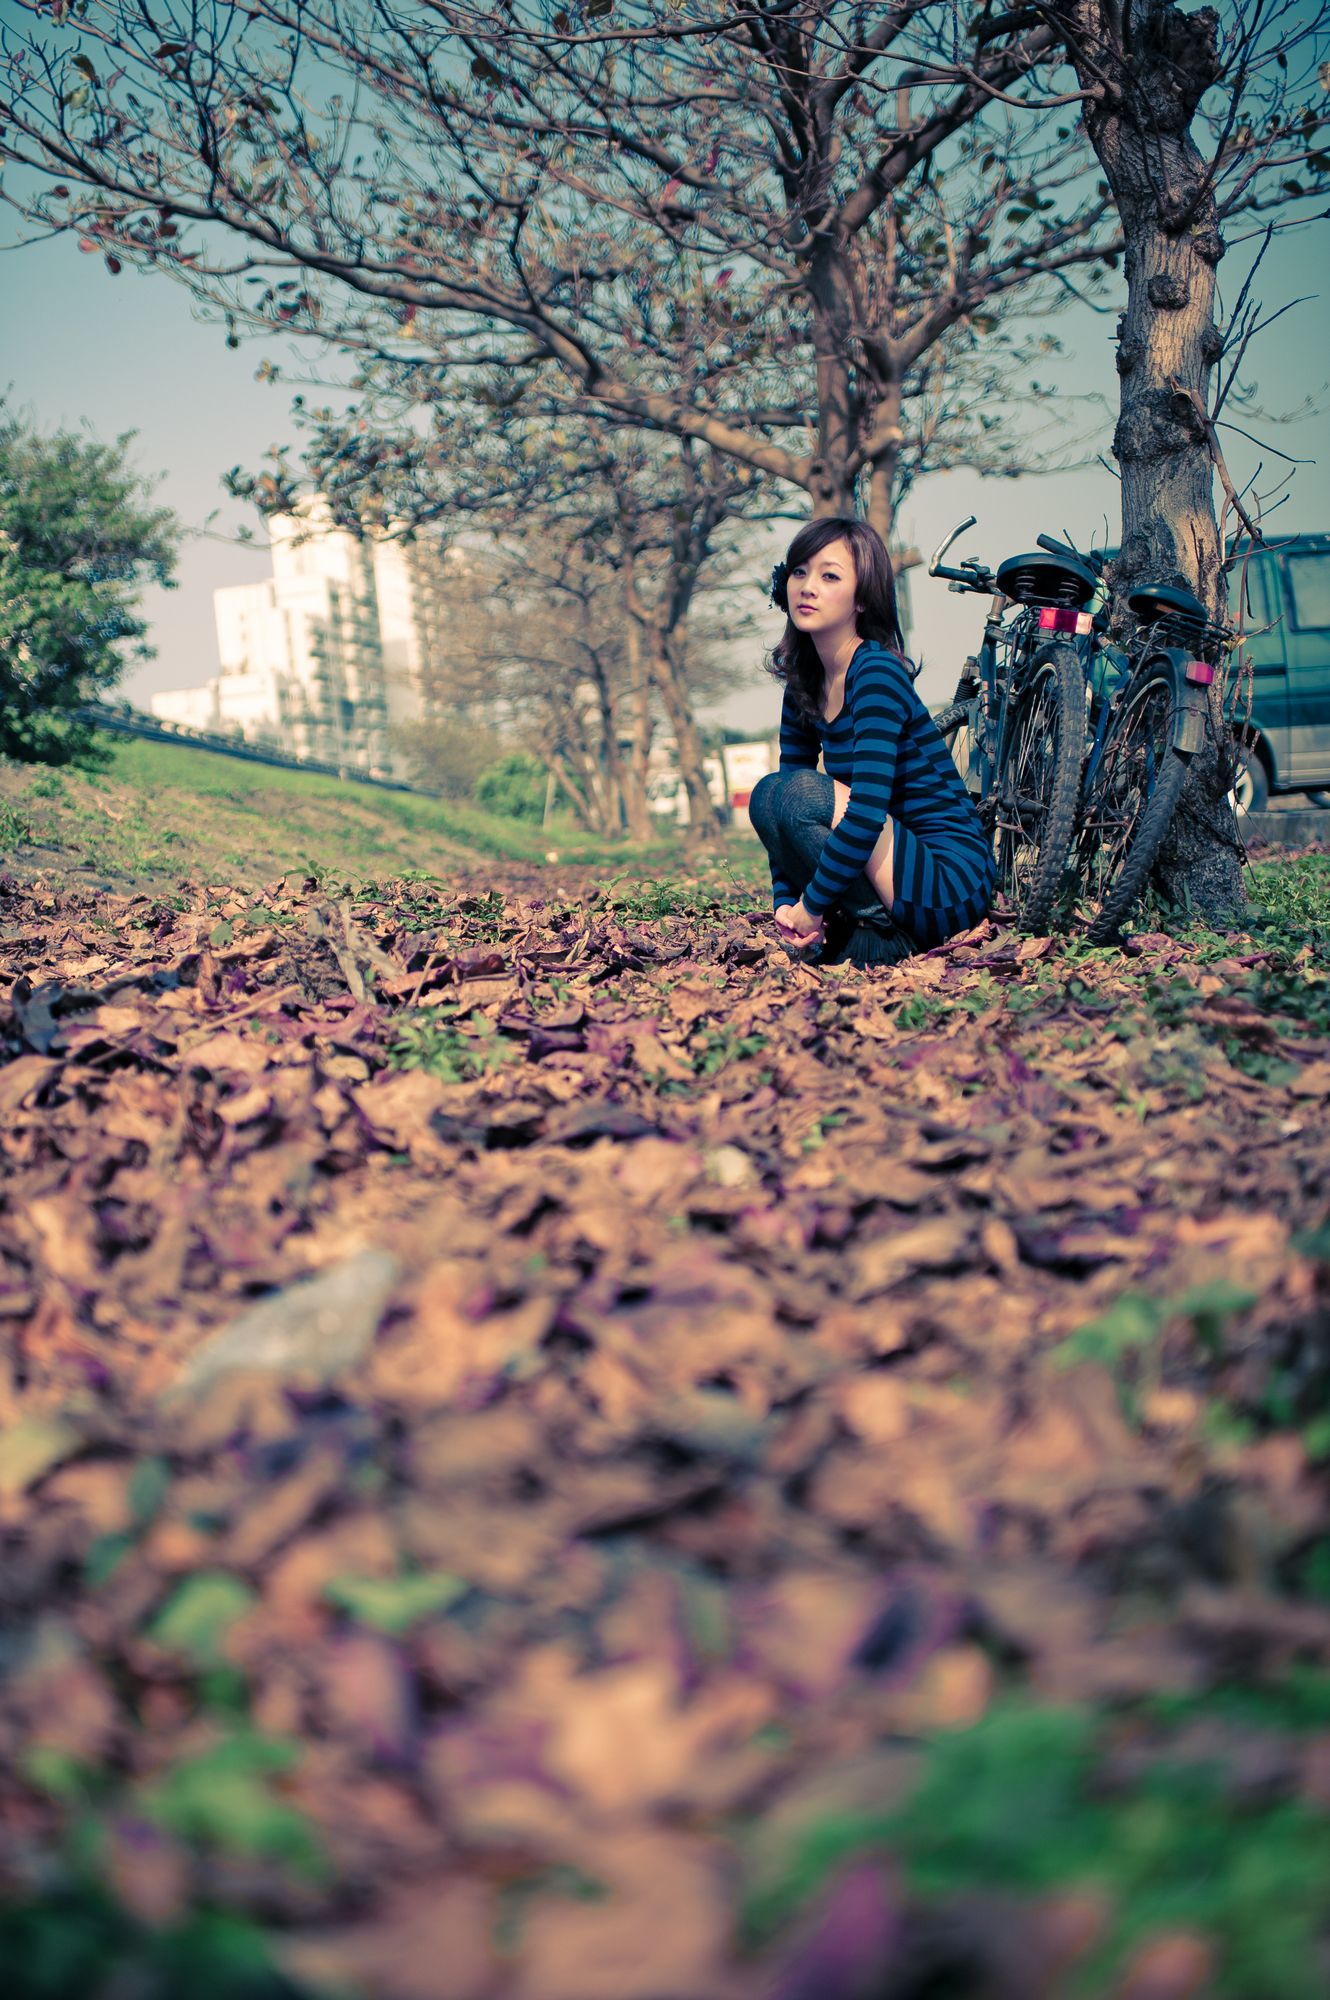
[0,408,177,765]
[0,1,1127,533]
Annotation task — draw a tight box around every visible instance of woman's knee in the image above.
[748,769,787,841]
[780,767,831,821]
[750,767,830,838]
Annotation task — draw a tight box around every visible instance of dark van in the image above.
[1234,532,1330,810]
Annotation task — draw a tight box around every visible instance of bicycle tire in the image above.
[994,639,1084,933]
[1080,658,1188,943]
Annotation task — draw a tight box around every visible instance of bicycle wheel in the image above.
[994,639,1084,932]
[1079,657,1187,943]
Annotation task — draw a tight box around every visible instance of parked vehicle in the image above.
[647,739,776,825]
[1231,533,1330,811]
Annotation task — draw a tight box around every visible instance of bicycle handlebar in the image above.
[930,517,1109,595]
[928,515,976,575]
[927,514,996,591]
[1036,531,1108,577]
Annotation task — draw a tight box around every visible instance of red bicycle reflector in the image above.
[1037,606,1093,634]
[1185,660,1215,685]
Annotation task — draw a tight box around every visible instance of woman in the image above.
[748,517,994,968]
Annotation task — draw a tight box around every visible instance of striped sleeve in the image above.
[778,685,821,771]
[768,686,822,910]
[801,647,908,917]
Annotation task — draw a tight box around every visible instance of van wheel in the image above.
[1307,791,1330,810]
[1230,750,1269,816]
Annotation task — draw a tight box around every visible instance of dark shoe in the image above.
[811,907,854,966]
[827,911,913,968]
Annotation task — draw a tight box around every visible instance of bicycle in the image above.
[929,517,1100,932]
[1076,581,1221,942]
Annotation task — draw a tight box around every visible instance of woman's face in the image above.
[788,538,857,639]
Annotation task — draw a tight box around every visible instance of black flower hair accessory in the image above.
[770,560,790,611]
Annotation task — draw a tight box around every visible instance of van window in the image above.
[1235,555,1283,669]
[1287,552,1330,631]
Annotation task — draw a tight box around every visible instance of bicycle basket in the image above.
[995,549,1099,610]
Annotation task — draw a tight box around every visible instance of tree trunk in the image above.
[619,543,723,842]
[543,751,595,832]
[592,664,629,837]
[620,622,654,841]
[807,238,862,519]
[864,377,904,541]
[1062,0,1246,923]
[649,633,725,841]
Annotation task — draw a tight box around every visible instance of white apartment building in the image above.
[373,532,453,734]
[152,498,455,774]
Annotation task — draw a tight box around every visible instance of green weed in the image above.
[388,1006,519,1083]
[0,798,33,847]
[743,1697,1330,1998]
[895,992,949,1032]
[1051,1278,1259,1375]
[0,1897,296,2000]
[801,1109,851,1151]
[1249,854,1330,941]
[694,1028,768,1076]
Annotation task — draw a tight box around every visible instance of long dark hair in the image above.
[768,516,906,720]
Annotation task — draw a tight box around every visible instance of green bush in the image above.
[0,404,178,766]
[474,752,548,823]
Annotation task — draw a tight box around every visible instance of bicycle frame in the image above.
[930,518,1107,808]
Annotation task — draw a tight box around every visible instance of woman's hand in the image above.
[774,899,825,951]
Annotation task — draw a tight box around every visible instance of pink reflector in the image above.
[1185,660,1215,684]
[1037,606,1093,634]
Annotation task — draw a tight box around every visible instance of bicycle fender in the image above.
[1176,664,1216,756]
[1172,690,1208,758]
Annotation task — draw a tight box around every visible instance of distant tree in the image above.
[0,408,177,764]
[392,714,506,803]
[232,379,770,838]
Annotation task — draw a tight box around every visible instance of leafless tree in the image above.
[234,390,764,836]
[0,1,1123,537]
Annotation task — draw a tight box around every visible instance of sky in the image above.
[3,220,1328,735]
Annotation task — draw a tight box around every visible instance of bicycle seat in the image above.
[1127,583,1207,628]
[995,549,1098,609]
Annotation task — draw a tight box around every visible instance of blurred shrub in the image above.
[391,717,504,800]
[475,752,547,823]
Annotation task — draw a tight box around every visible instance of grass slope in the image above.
[0,737,694,888]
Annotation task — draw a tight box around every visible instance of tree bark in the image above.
[620,621,655,842]
[648,632,725,841]
[864,375,904,541]
[1058,0,1246,922]
[805,231,864,519]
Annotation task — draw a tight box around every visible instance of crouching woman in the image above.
[749,517,994,968]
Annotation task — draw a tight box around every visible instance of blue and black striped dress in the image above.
[771,641,995,947]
